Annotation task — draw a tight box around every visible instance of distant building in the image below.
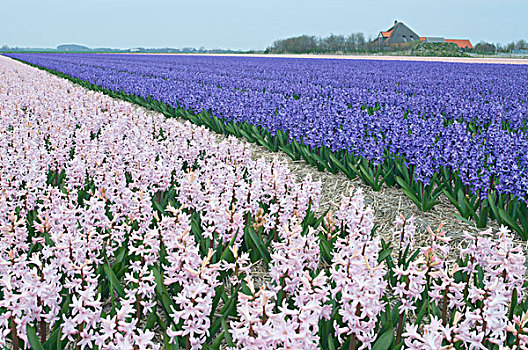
[445,39,473,49]
[378,21,473,49]
[378,21,420,44]
[420,37,473,49]
[420,37,446,43]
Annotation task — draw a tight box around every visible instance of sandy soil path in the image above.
[174,53,528,65]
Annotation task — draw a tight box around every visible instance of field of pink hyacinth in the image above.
[1,54,528,350]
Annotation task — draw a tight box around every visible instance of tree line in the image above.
[474,40,528,54]
[265,34,528,54]
[265,33,369,54]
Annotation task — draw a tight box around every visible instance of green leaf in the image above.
[378,168,394,189]
[239,128,256,144]
[462,194,478,220]
[320,239,333,265]
[210,330,225,350]
[414,299,429,325]
[207,317,223,344]
[457,189,470,217]
[219,286,240,318]
[219,233,238,262]
[221,319,235,347]
[298,146,317,167]
[278,144,298,160]
[377,248,393,263]
[312,209,329,229]
[509,288,518,321]
[391,302,401,325]
[328,152,348,175]
[153,199,164,213]
[153,268,178,326]
[396,177,422,209]
[245,225,270,263]
[499,208,526,239]
[430,300,442,319]
[405,249,421,266]
[476,203,489,228]
[43,326,61,350]
[56,328,63,350]
[372,327,394,350]
[163,333,176,350]
[158,315,177,350]
[393,343,404,350]
[453,213,476,227]
[312,152,332,173]
[104,262,125,298]
[359,164,376,188]
[327,334,337,350]
[487,192,501,223]
[210,284,225,321]
[26,325,45,350]
[443,189,462,214]
[115,245,127,264]
[144,305,158,330]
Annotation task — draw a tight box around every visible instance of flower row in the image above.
[1,55,528,350]
[5,53,528,239]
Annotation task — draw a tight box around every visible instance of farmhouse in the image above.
[378,21,473,49]
[378,21,420,44]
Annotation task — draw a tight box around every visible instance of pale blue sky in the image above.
[1,0,526,50]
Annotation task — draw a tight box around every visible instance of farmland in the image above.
[1,53,528,350]
[6,53,528,237]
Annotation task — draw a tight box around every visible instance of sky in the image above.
[1,0,527,50]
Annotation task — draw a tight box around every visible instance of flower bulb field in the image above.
[1,53,528,350]
[6,53,528,238]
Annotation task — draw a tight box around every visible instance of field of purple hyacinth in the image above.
[2,54,528,350]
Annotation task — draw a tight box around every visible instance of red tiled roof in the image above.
[381,29,393,38]
[446,39,473,49]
